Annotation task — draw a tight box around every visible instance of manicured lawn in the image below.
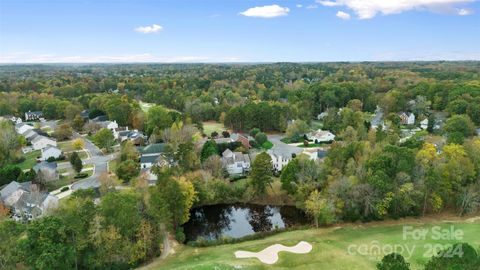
[108,159,118,173]
[58,140,77,152]
[46,169,94,191]
[16,150,41,170]
[140,218,480,270]
[203,121,227,136]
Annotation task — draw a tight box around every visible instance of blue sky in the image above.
[0,0,479,62]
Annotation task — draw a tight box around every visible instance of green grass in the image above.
[140,218,480,270]
[58,140,77,152]
[203,121,226,136]
[16,150,41,170]
[46,169,94,191]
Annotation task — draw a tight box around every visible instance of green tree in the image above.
[72,154,83,173]
[444,114,476,137]
[280,158,300,194]
[377,253,410,270]
[0,120,21,167]
[116,160,140,183]
[255,132,268,145]
[93,128,115,152]
[54,123,73,141]
[200,140,218,163]
[72,114,85,131]
[0,221,24,270]
[250,152,273,196]
[305,190,335,227]
[18,216,76,270]
[145,105,173,136]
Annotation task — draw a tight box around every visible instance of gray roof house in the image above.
[33,162,59,182]
[0,181,58,222]
[221,149,251,176]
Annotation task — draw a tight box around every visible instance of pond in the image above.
[183,203,309,242]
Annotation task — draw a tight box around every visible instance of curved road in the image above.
[71,133,115,190]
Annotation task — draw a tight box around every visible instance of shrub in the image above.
[74,173,89,179]
[60,186,70,192]
[47,156,56,162]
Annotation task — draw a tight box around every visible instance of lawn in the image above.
[140,217,480,270]
[203,121,227,136]
[16,150,41,170]
[46,168,94,191]
[58,140,78,152]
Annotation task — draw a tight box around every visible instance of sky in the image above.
[0,0,479,63]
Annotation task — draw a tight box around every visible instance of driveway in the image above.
[267,134,303,156]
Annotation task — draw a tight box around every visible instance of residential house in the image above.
[420,118,429,130]
[268,145,303,172]
[98,120,118,131]
[138,143,167,169]
[221,149,251,175]
[22,129,39,141]
[33,162,59,181]
[91,115,108,122]
[0,181,58,222]
[15,123,34,134]
[41,146,62,161]
[116,129,146,145]
[24,111,43,121]
[399,112,415,125]
[302,149,328,161]
[230,133,252,149]
[306,129,335,143]
[31,135,57,150]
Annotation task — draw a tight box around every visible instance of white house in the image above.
[31,135,57,150]
[24,111,43,121]
[15,123,34,134]
[399,112,415,125]
[99,120,118,131]
[420,118,429,129]
[221,149,251,175]
[306,129,335,143]
[22,129,38,141]
[41,146,62,161]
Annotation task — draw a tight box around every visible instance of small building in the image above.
[306,129,335,143]
[41,146,62,161]
[24,111,43,121]
[31,135,57,150]
[116,129,146,145]
[91,115,108,122]
[138,143,167,169]
[399,112,415,125]
[221,149,251,175]
[230,133,252,149]
[420,118,429,130]
[33,162,59,181]
[15,123,34,134]
[98,120,118,131]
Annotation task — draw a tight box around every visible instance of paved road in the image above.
[71,133,115,190]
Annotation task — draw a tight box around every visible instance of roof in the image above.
[222,148,233,157]
[43,145,61,153]
[25,111,42,116]
[317,150,328,159]
[92,115,108,122]
[141,154,160,164]
[1,181,21,200]
[138,143,166,154]
[33,162,57,172]
[32,135,55,144]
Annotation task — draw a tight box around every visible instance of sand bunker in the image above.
[234,241,313,264]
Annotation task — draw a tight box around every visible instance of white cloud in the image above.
[317,0,475,19]
[336,11,351,19]
[457,8,473,15]
[0,53,245,63]
[239,5,290,18]
[296,4,303,8]
[306,5,319,9]
[134,24,163,34]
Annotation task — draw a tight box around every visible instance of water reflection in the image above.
[183,203,307,242]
